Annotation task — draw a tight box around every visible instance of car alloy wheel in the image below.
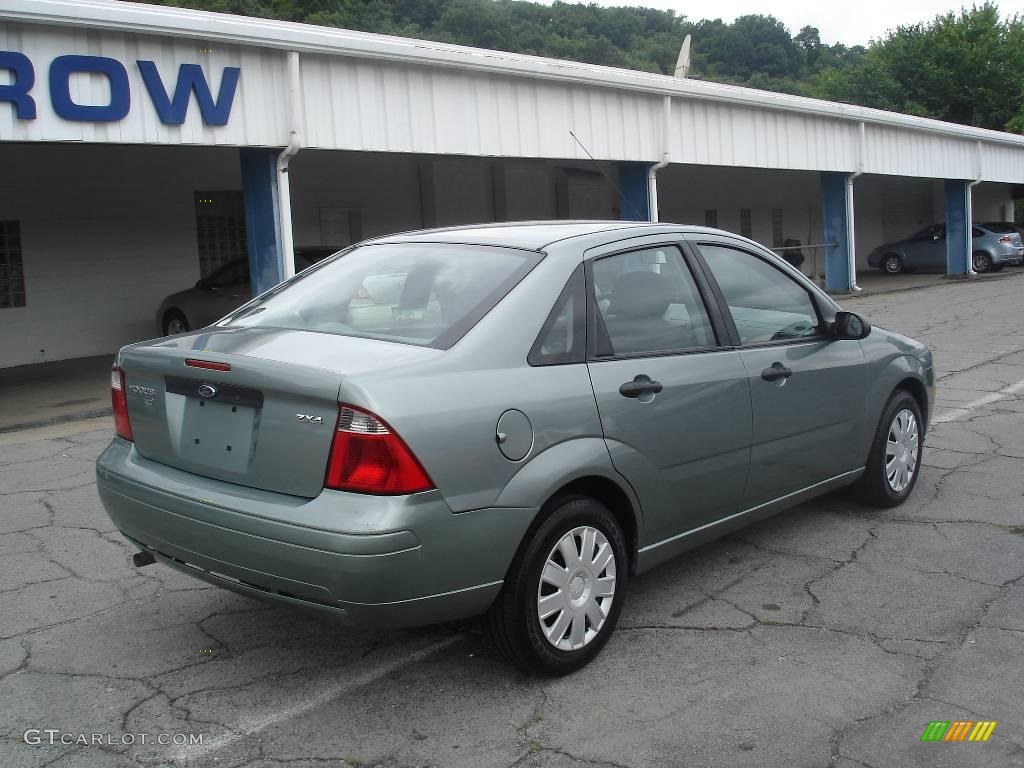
[884,255,903,273]
[536,525,617,651]
[885,408,919,493]
[973,252,992,273]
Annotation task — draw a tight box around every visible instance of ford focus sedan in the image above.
[867,222,1023,273]
[97,222,934,675]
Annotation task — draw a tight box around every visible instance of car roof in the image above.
[367,220,708,250]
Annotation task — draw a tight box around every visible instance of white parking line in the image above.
[931,379,1024,424]
[171,635,460,764]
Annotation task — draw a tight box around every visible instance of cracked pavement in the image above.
[2,273,1024,768]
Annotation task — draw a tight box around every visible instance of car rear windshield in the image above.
[222,242,542,349]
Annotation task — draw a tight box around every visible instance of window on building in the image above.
[705,209,718,228]
[0,220,25,308]
[194,191,247,278]
[772,208,784,248]
[740,208,752,238]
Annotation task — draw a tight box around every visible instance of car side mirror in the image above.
[832,311,871,340]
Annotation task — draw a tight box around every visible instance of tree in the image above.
[816,3,1024,131]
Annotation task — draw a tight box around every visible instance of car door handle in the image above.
[761,362,793,382]
[619,376,664,398]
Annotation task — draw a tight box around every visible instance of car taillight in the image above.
[111,367,134,442]
[999,235,1011,243]
[324,405,433,495]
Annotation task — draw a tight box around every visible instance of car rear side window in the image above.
[591,246,716,357]
[529,264,586,366]
[224,243,541,349]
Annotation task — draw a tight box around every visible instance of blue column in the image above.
[239,148,284,296]
[618,163,650,221]
[945,179,971,276]
[821,172,852,292]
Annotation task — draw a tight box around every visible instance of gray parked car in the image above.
[867,222,1023,274]
[157,249,335,336]
[98,222,934,674]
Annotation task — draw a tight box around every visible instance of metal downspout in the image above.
[967,140,983,276]
[646,95,671,222]
[277,50,302,280]
[846,121,865,292]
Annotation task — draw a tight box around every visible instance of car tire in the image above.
[853,389,924,508]
[972,251,993,273]
[162,310,190,336]
[882,254,904,274]
[483,495,628,675]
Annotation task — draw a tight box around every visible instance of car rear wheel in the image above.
[972,251,993,273]
[883,254,904,274]
[483,495,628,675]
[854,389,923,508]
[163,310,190,336]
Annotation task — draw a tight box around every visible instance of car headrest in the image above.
[608,270,672,319]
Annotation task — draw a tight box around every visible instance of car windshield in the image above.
[222,242,541,348]
[981,222,1016,233]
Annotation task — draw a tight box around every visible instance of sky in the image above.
[589,0,1024,46]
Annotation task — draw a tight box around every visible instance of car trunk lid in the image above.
[118,327,441,498]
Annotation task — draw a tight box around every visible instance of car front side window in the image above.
[697,244,822,345]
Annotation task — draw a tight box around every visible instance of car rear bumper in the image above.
[991,247,1023,265]
[96,439,535,628]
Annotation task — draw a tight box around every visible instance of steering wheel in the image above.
[770,321,813,341]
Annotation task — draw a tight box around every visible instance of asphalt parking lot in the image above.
[2,272,1024,768]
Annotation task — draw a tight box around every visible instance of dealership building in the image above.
[2,0,1024,368]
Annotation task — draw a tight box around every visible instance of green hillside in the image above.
[127,0,1024,133]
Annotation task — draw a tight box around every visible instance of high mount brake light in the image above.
[185,359,231,371]
[324,405,433,495]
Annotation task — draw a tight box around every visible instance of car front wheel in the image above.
[484,495,628,675]
[854,389,923,508]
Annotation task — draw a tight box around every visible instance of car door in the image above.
[690,238,866,507]
[584,238,752,546]
[904,225,945,270]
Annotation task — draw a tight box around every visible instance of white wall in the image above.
[0,144,240,367]
[657,165,824,275]
[972,182,1016,222]
[288,152,426,246]
[287,152,612,248]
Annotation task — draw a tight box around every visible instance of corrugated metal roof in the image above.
[7,0,1024,149]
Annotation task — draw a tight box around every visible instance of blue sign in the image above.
[0,52,240,126]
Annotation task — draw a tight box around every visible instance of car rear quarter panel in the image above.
[336,244,609,514]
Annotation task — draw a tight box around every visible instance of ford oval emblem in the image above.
[197,383,217,399]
